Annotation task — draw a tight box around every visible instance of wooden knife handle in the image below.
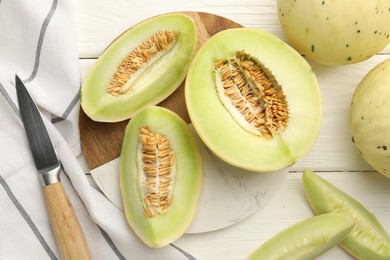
[43,182,92,260]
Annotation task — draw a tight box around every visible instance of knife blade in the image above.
[15,75,91,260]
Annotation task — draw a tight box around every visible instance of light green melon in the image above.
[277,0,390,65]
[248,213,354,260]
[81,13,197,122]
[303,169,390,259]
[185,28,322,172]
[120,106,202,248]
[349,58,390,177]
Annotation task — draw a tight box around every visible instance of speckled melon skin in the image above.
[277,0,390,65]
[349,58,390,177]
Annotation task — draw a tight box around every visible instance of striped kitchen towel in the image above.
[0,1,193,259]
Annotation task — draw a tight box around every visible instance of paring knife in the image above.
[15,75,91,260]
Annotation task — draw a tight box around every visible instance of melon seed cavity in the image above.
[108,30,179,96]
[214,51,289,138]
[138,126,176,217]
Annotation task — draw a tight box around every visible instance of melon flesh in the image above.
[248,213,354,260]
[303,169,390,259]
[120,106,202,248]
[185,28,322,172]
[81,13,197,122]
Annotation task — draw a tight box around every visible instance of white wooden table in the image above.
[73,1,390,259]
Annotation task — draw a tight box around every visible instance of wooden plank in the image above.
[293,55,389,171]
[75,0,389,171]
[174,171,390,259]
[73,0,390,59]
[74,1,390,259]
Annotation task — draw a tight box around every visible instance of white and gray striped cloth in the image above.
[0,1,194,259]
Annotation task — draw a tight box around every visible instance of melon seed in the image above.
[214,51,289,138]
[138,126,176,218]
[108,30,179,96]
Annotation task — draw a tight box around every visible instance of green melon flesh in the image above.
[120,106,202,248]
[248,213,354,260]
[277,0,390,65]
[81,13,197,122]
[303,169,390,259]
[185,28,322,172]
[349,58,390,177]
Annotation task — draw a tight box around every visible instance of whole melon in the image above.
[349,58,390,177]
[277,0,390,65]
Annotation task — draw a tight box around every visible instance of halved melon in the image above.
[120,106,202,248]
[185,28,322,172]
[81,13,197,122]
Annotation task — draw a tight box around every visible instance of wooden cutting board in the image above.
[79,12,242,170]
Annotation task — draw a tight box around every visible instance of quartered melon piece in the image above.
[120,106,202,248]
[303,169,390,259]
[185,28,322,172]
[248,213,354,260]
[81,13,197,122]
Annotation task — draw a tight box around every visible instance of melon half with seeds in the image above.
[80,13,197,122]
[185,28,322,172]
[120,106,202,248]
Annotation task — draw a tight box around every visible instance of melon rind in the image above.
[248,213,354,260]
[120,106,203,248]
[185,28,322,172]
[277,0,390,65]
[349,58,390,177]
[81,13,197,122]
[303,169,390,259]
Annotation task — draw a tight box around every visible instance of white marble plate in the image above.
[91,125,289,234]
